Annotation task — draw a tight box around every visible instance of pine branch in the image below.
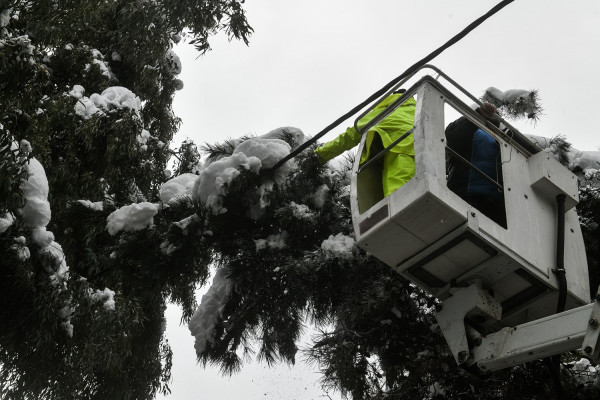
[481,87,544,123]
[200,135,253,163]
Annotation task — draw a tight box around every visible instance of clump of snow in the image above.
[69,85,85,99]
[137,129,151,145]
[289,202,313,220]
[77,199,103,211]
[22,158,51,227]
[19,156,70,287]
[0,8,12,27]
[61,321,74,338]
[86,49,116,80]
[193,153,261,214]
[486,87,530,103]
[194,127,305,216]
[74,86,141,120]
[165,49,182,75]
[10,236,30,260]
[255,231,288,251]
[95,86,141,112]
[570,151,600,174]
[40,240,70,286]
[311,184,330,208]
[20,139,32,155]
[32,227,54,247]
[232,137,293,187]
[160,240,178,255]
[137,129,151,151]
[527,134,600,175]
[89,59,115,80]
[89,287,116,311]
[74,97,101,119]
[173,214,197,235]
[0,212,14,233]
[233,138,291,170]
[260,126,306,150]
[106,202,159,235]
[569,358,599,386]
[321,233,355,259]
[159,173,199,204]
[189,269,233,355]
[427,382,447,399]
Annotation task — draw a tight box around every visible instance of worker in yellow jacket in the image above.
[314,91,416,197]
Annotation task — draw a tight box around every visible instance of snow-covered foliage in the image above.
[164,49,182,75]
[233,138,291,170]
[482,86,543,121]
[260,126,305,150]
[0,212,14,233]
[193,152,261,213]
[76,199,103,211]
[21,158,51,227]
[0,8,11,27]
[106,202,159,235]
[89,287,116,311]
[73,86,142,120]
[87,49,116,80]
[528,134,600,175]
[189,269,232,355]
[255,231,288,251]
[5,0,600,397]
[0,0,253,398]
[159,173,198,204]
[321,233,355,259]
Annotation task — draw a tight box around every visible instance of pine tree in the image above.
[4,2,600,398]
[0,0,251,399]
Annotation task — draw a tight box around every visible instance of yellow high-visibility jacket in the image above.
[314,93,416,196]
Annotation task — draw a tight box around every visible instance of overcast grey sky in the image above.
[160,1,600,398]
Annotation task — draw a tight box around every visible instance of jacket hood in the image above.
[374,93,417,110]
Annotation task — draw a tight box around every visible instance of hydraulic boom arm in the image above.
[436,284,600,372]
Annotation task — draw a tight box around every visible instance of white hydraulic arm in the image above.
[436,284,600,372]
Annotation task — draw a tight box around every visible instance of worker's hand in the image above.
[477,103,500,122]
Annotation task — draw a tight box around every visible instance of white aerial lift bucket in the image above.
[350,73,590,339]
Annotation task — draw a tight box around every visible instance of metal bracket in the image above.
[473,303,593,371]
[435,284,501,365]
[581,294,600,360]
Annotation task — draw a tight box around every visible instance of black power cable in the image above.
[268,0,516,172]
[544,194,568,400]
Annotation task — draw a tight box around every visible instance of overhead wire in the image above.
[268,0,516,172]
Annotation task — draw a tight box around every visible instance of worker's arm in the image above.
[314,127,362,163]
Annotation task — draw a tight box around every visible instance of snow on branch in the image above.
[106,202,159,235]
[71,85,142,120]
[321,233,356,260]
[482,87,543,122]
[189,268,233,356]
